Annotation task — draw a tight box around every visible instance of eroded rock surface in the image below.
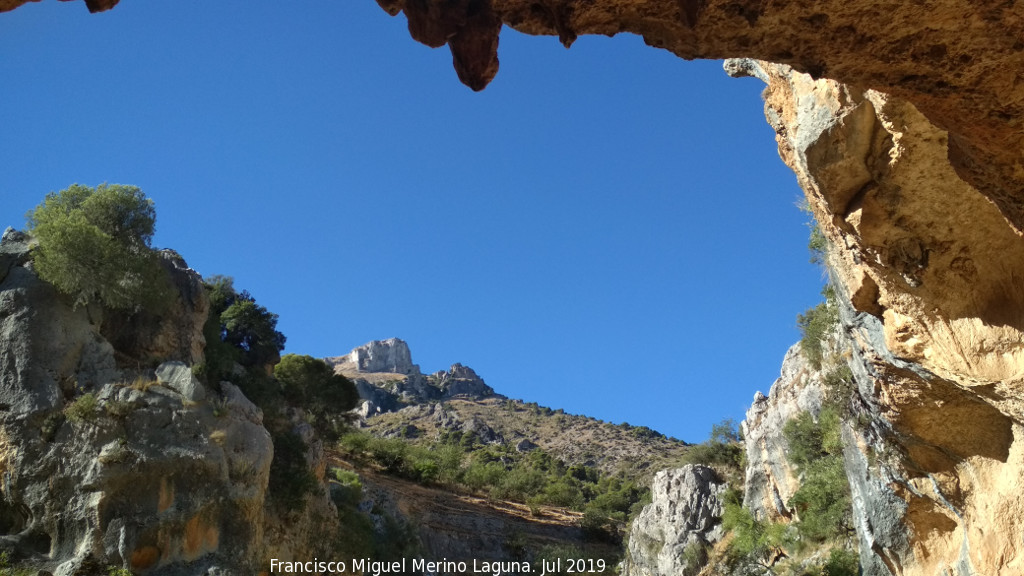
[329,337,420,376]
[622,465,727,576]
[735,59,1024,576]
[0,231,334,575]
[741,344,823,522]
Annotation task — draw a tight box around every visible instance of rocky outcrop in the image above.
[332,340,496,419]
[741,345,823,522]
[433,363,495,398]
[0,230,334,575]
[99,249,209,367]
[622,465,727,576]
[330,338,420,376]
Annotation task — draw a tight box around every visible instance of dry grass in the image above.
[129,375,159,391]
[210,429,228,445]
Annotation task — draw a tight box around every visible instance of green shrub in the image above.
[797,286,839,370]
[329,468,363,508]
[823,547,860,576]
[721,498,787,564]
[684,419,744,474]
[822,364,857,416]
[220,298,286,369]
[369,437,410,475]
[783,409,852,543]
[64,393,99,423]
[26,183,171,310]
[200,275,285,381]
[274,354,358,419]
[788,456,851,542]
[579,507,620,544]
[462,460,505,492]
[808,224,828,266]
[338,431,370,455]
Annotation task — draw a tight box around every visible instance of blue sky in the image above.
[0,0,823,443]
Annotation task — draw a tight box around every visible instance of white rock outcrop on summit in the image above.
[329,337,420,375]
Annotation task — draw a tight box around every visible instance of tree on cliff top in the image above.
[26,183,170,310]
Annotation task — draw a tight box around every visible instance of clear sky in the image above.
[0,0,824,443]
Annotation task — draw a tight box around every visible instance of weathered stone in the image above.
[622,465,727,576]
[329,338,420,375]
[435,363,495,399]
[0,231,118,416]
[460,415,503,444]
[219,381,263,425]
[0,238,332,574]
[99,249,209,366]
[156,360,206,402]
[515,438,538,452]
[742,344,823,521]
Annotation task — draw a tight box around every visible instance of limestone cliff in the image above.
[0,229,336,575]
[741,344,823,523]
[737,60,1024,576]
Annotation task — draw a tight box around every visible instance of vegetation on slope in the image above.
[337,427,647,543]
[362,395,691,478]
[710,212,859,576]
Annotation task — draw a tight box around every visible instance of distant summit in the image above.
[326,339,495,417]
[327,337,420,375]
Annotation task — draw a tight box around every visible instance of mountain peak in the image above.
[328,337,420,376]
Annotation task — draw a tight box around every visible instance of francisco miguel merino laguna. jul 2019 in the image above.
[269,556,609,575]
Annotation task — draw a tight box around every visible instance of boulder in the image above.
[156,361,206,402]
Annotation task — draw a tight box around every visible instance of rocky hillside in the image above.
[331,338,691,478]
[327,456,620,567]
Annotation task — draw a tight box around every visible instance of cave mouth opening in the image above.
[0,0,834,444]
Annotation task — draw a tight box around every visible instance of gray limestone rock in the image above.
[337,338,420,375]
[460,416,503,445]
[0,230,334,574]
[156,360,207,402]
[435,363,494,399]
[515,438,538,452]
[622,465,727,576]
[742,344,824,520]
[219,381,263,425]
